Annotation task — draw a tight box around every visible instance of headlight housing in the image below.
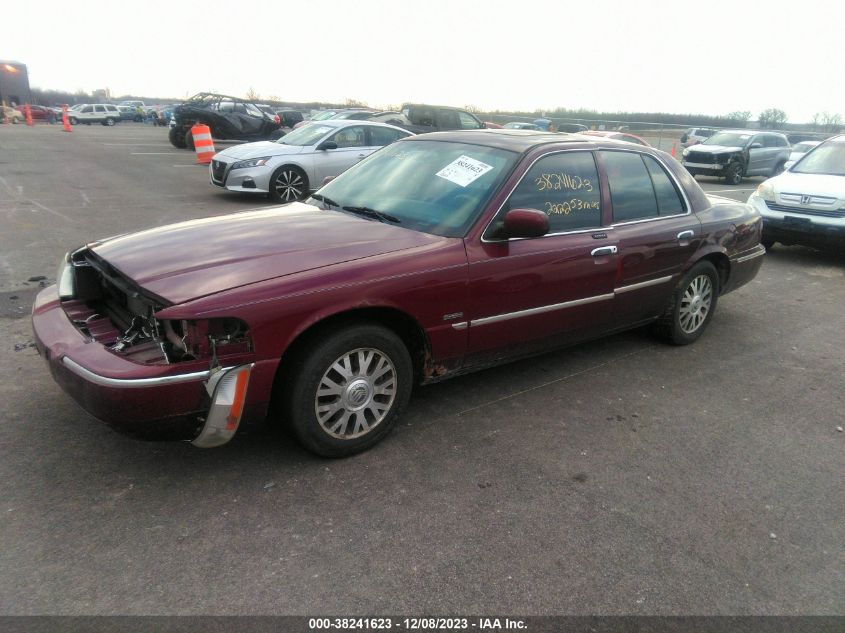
[231,157,272,170]
[682,148,690,157]
[755,181,775,202]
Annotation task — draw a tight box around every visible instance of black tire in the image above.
[269,165,309,202]
[761,238,776,250]
[771,161,785,177]
[68,117,77,125]
[184,129,195,151]
[653,261,720,346]
[281,324,413,457]
[169,126,187,149]
[102,117,116,127]
[725,161,743,185]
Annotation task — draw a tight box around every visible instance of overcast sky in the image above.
[3,0,843,123]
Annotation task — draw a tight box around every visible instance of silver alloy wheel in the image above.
[315,347,397,440]
[273,169,305,201]
[679,274,713,334]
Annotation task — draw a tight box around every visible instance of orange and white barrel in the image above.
[191,123,215,164]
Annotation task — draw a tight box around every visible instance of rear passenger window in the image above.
[602,151,658,222]
[505,151,602,233]
[368,126,406,146]
[643,156,685,215]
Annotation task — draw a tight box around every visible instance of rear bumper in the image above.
[32,286,271,443]
[724,244,766,294]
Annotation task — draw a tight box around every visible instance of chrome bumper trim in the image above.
[61,357,228,389]
[735,245,767,263]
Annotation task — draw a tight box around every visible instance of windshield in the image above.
[703,132,751,147]
[792,142,845,176]
[313,140,518,238]
[276,124,334,146]
[792,142,817,153]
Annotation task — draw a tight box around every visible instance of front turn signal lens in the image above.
[192,364,254,448]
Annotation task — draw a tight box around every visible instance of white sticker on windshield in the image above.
[435,155,494,187]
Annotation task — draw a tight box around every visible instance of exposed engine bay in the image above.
[61,249,251,365]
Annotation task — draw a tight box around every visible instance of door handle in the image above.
[677,230,695,240]
[357,154,367,158]
[591,245,617,257]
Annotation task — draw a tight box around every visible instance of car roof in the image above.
[309,119,411,132]
[400,128,636,152]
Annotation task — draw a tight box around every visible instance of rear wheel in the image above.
[653,261,719,346]
[281,324,413,457]
[269,165,308,202]
[761,238,776,250]
[102,117,116,126]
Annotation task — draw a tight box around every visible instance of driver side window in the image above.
[502,151,602,234]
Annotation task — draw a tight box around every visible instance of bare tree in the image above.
[727,110,752,125]
[245,87,261,101]
[821,111,843,131]
[758,108,788,128]
[344,98,368,108]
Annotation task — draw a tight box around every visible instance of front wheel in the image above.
[725,162,742,185]
[168,126,187,148]
[771,161,785,177]
[653,261,719,345]
[269,165,309,202]
[68,117,77,125]
[281,324,413,457]
[724,162,743,185]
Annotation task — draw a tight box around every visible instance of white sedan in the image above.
[748,135,845,251]
[209,120,412,202]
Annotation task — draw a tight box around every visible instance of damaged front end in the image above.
[49,247,257,447]
[59,248,251,366]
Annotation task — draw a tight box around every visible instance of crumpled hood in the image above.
[216,141,304,160]
[91,203,447,305]
[687,144,743,155]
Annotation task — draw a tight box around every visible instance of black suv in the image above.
[169,93,284,149]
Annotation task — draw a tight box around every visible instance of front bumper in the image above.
[209,160,272,194]
[683,161,727,174]
[31,285,265,445]
[749,195,845,247]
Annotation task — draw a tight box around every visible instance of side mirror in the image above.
[318,141,338,151]
[783,160,795,170]
[502,208,549,239]
[321,176,335,186]
[749,142,763,149]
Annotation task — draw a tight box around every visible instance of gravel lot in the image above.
[0,124,842,615]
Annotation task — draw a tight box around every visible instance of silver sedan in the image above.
[209,120,412,201]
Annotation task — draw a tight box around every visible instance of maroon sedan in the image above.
[33,130,765,456]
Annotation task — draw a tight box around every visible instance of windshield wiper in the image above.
[309,193,340,208]
[342,206,401,224]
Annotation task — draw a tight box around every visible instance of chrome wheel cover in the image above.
[679,274,713,334]
[273,169,304,201]
[315,347,397,440]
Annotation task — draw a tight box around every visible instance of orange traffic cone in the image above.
[24,103,33,126]
[191,123,215,164]
[61,105,72,133]
[671,143,677,157]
